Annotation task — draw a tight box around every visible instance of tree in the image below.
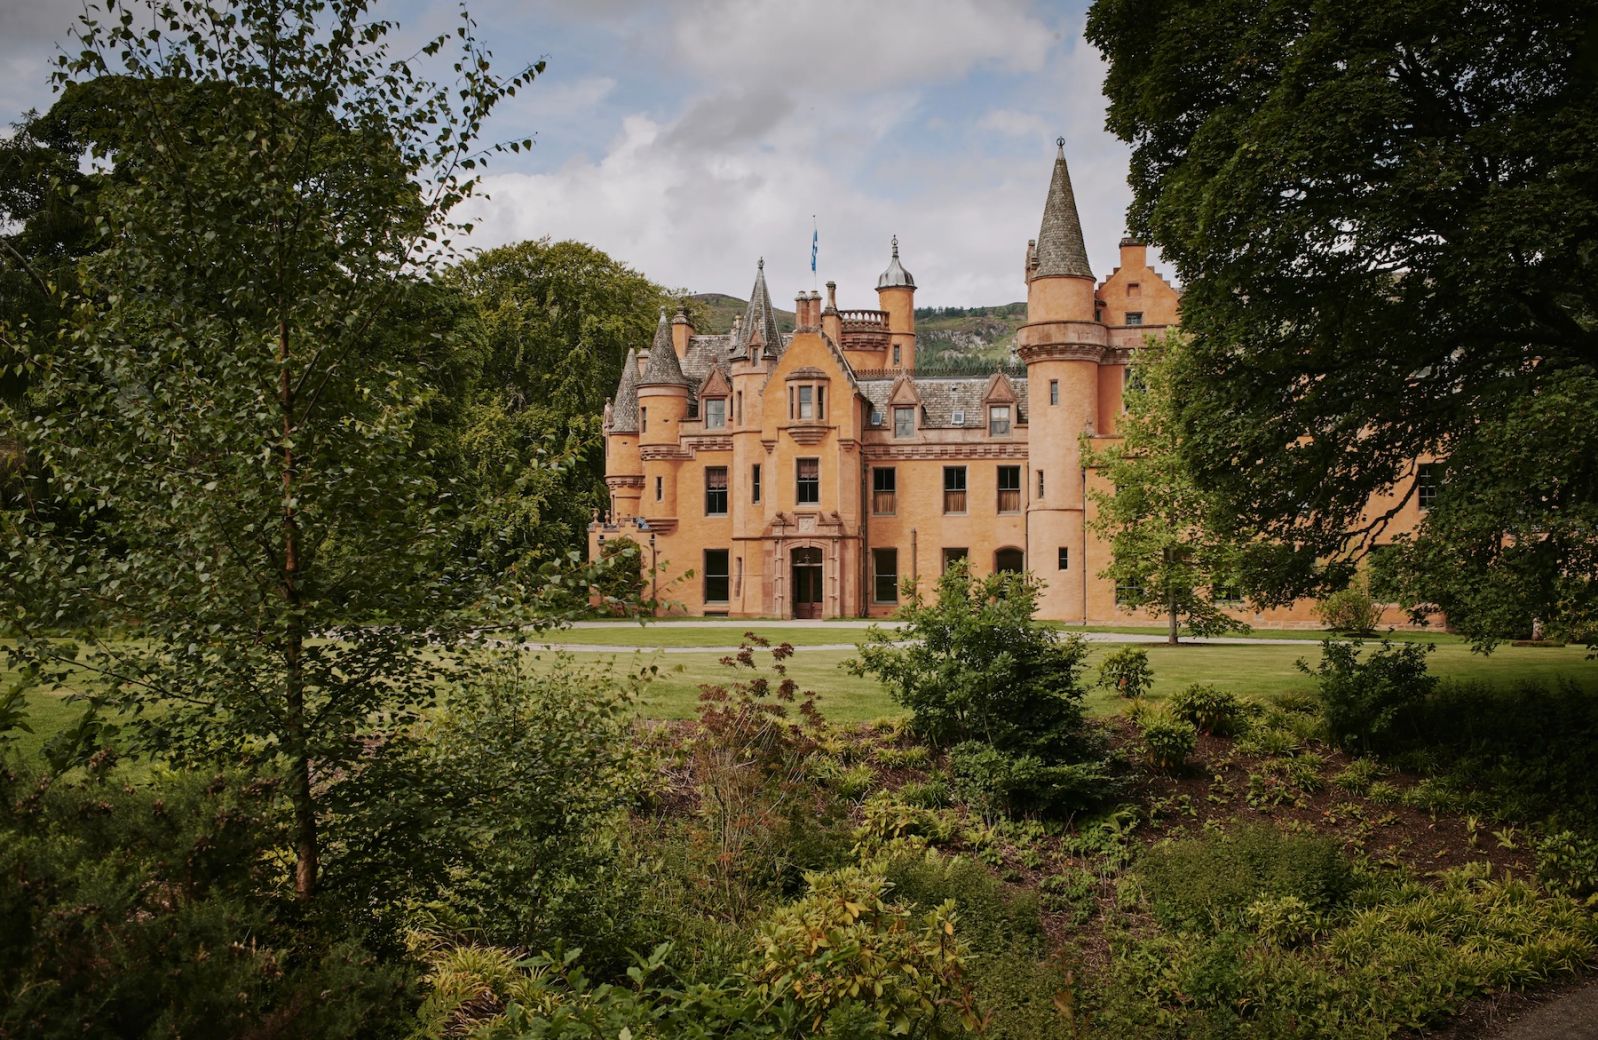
[439,239,670,571]
[1085,0,1598,643]
[0,0,539,900]
[1084,333,1249,643]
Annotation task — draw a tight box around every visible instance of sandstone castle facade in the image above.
[590,141,1428,624]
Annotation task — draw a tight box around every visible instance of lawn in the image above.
[11,634,1595,748]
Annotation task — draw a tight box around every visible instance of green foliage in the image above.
[949,741,1115,817]
[898,777,953,810]
[1086,0,1598,638]
[1138,825,1356,932]
[752,866,980,1037]
[1534,830,1598,901]
[1098,646,1153,699]
[1140,713,1197,772]
[854,791,957,854]
[1244,894,1322,949]
[0,0,543,902]
[1084,334,1252,641]
[330,655,645,964]
[1316,581,1382,636]
[0,765,409,1039]
[1332,758,1389,796]
[1095,870,1598,1039]
[1167,683,1247,736]
[1304,640,1438,753]
[849,563,1114,817]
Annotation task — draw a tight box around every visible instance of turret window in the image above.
[704,398,726,429]
[655,476,663,501]
[1036,469,1045,499]
[752,464,761,503]
[892,345,901,366]
[1049,380,1059,405]
[641,407,648,432]
[796,458,820,505]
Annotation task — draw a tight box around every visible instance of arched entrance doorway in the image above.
[995,547,1025,573]
[791,546,824,618]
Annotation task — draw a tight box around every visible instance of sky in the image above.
[0,0,1158,308]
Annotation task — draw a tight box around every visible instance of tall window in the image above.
[1036,469,1045,499]
[1417,463,1440,510]
[893,406,914,438]
[796,458,820,505]
[1125,311,1144,326]
[942,466,967,514]
[752,463,761,503]
[655,476,663,501]
[892,345,901,366]
[735,391,742,424]
[1049,379,1058,405]
[872,548,899,603]
[703,549,730,603]
[797,385,815,419]
[640,407,648,432]
[1057,547,1069,571]
[942,547,968,572]
[872,467,896,514]
[704,398,726,429]
[704,466,728,515]
[989,405,1011,436]
[997,465,1021,513]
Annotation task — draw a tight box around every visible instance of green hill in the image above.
[684,294,1024,363]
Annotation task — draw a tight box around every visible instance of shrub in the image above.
[875,744,932,769]
[949,740,1115,817]
[854,792,956,853]
[752,866,980,1037]
[1315,579,1382,635]
[848,562,1098,765]
[898,777,953,809]
[1333,757,1388,795]
[1302,638,1437,753]
[1168,683,1248,735]
[1535,830,1598,900]
[1138,824,1356,931]
[1244,893,1321,947]
[1141,714,1197,772]
[1098,646,1153,699]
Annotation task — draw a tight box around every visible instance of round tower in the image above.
[1020,138,1105,622]
[637,308,692,523]
[605,347,643,519]
[875,236,917,370]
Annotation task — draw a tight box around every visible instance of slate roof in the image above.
[858,376,1029,430]
[609,347,640,433]
[736,259,786,359]
[1033,139,1093,280]
[682,334,729,387]
[876,236,915,289]
[639,309,692,386]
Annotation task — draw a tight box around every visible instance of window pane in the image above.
[796,458,820,504]
[1057,547,1069,571]
[872,548,898,603]
[872,467,896,514]
[989,406,1011,435]
[943,466,966,514]
[704,549,730,602]
[704,466,727,515]
[894,406,913,437]
[798,385,814,419]
[705,399,725,428]
[997,465,1021,512]
[752,464,761,502]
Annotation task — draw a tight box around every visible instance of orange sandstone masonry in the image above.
[592,140,1431,626]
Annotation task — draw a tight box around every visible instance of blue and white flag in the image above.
[810,221,818,274]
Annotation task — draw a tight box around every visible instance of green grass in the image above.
[541,626,885,648]
[11,635,1595,757]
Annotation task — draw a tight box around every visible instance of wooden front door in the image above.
[791,547,823,619]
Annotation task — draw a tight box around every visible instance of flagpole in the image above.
[811,214,818,293]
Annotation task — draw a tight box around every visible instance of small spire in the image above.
[640,309,691,386]
[1033,137,1093,280]
[609,348,640,432]
[737,257,785,359]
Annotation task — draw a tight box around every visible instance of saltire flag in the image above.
[811,220,818,274]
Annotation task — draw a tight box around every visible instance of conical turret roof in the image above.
[1033,138,1093,280]
[639,308,692,386]
[737,258,785,359]
[609,348,640,432]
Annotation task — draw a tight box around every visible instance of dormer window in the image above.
[704,398,726,429]
[989,405,1011,436]
[893,406,915,438]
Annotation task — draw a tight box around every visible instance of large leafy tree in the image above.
[1086,0,1598,642]
[1085,333,1248,643]
[440,239,669,570]
[0,0,538,899]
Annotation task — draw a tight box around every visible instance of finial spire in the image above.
[1033,138,1093,280]
[1056,135,1065,156]
[891,234,899,256]
[877,235,915,290]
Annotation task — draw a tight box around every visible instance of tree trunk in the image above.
[1167,584,1180,645]
[280,319,318,901]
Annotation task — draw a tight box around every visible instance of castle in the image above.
[590,141,1427,624]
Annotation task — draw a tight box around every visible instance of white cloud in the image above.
[671,0,1055,94]
[979,108,1054,139]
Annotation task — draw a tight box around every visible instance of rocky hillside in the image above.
[685,294,1024,364]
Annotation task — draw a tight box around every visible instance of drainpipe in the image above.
[911,528,918,594]
[860,454,870,616]
[1079,465,1089,624]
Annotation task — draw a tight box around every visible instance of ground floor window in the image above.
[704,549,730,603]
[943,547,968,572]
[1115,580,1142,605]
[872,548,899,603]
[995,547,1024,573]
